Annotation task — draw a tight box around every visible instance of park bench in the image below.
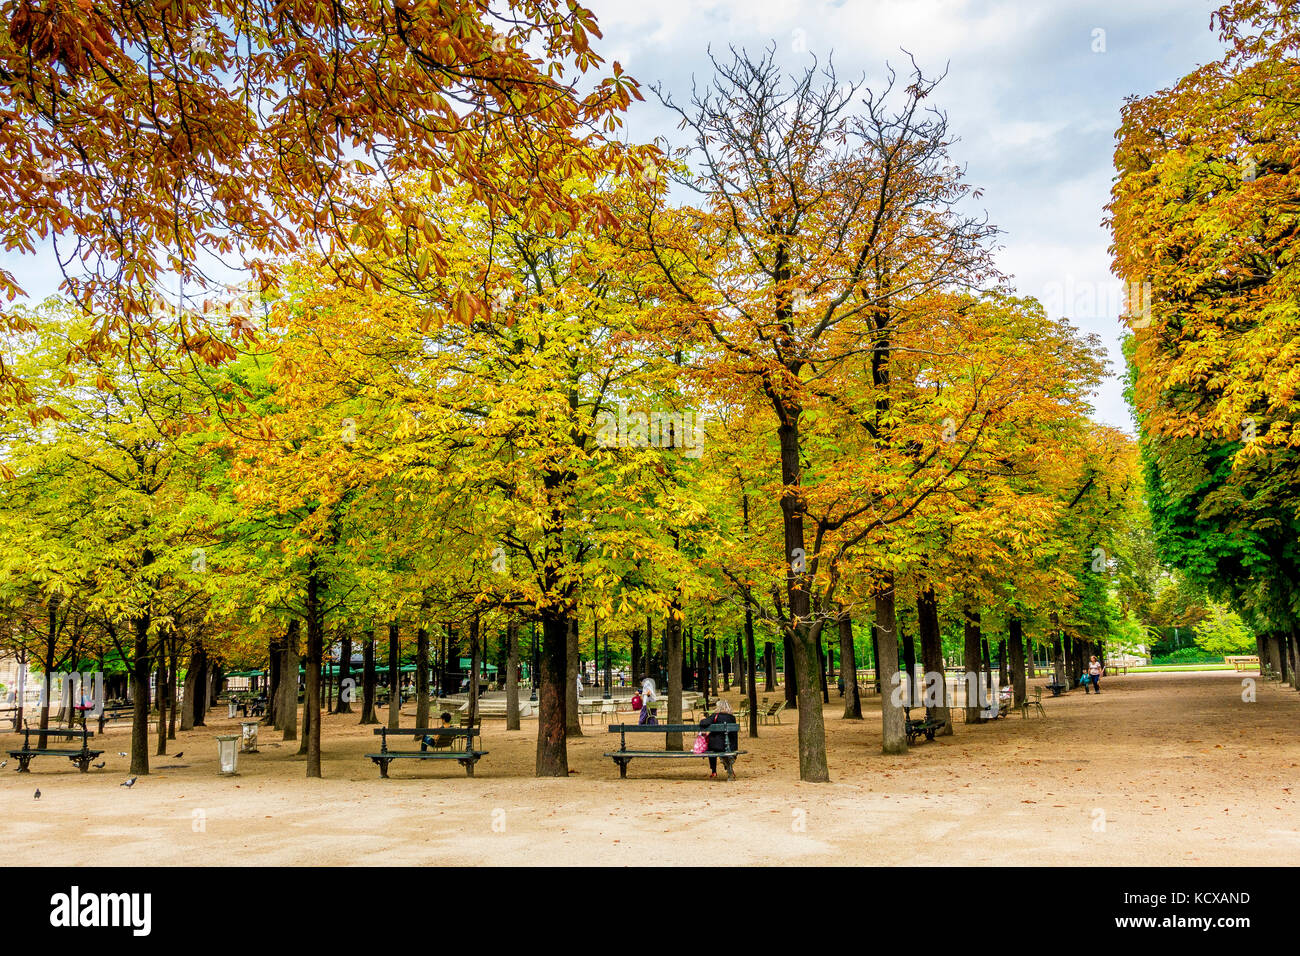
[903,706,945,745]
[7,727,103,773]
[604,723,745,781]
[233,694,266,717]
[364,726,487,778]
[95,707,163,734]
[1225,655,1259,672]
[96,707,134,733]
[1044,679,1066,697]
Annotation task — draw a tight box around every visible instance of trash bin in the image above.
[216,735,239,774]
[239,720,259,754]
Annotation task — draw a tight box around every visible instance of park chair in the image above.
[1021,687,1046,718]
[759,700,786,725]
[737,698,750,720]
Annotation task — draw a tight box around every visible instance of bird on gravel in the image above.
[117,752,127,757]
[92,761,106,769]
[173,751,183,758]
[34,788,40,799]
[0,760,7,769]
[120,777,137,788]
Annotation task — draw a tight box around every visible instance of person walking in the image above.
[1088,655,1103,694]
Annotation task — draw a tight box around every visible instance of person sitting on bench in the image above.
[638,678,658,725]
[699,699,738,780]
[421,712,455,751]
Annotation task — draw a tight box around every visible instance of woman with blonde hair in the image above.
[699,698,738,779]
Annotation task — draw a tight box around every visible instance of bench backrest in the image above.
[22,727,93,746]
[608,723,739,734]
[374,727,478,739]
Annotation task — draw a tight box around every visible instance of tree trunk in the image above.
[744,599,760,738]
[764,642,775,692]
[1052,629,1066,688]
[154,658,168,757]
[917,585,950,734]
[165,637,178,740]
[665,605,684,750]
[281,622,299,741]
[191,646,208,728]
[267,629,282,728]
[304,566,323,777]
[415,621,430,728]
[506,619,521,731]
[37,603,57,750]
[535,610,569,776]
[782,633,797,708]
[631,628,641,684]
[964,608,985,724]
[565,616,582,737]
[359,631,379,724]
[336,631,353,715]
[818,640,829,704]
[1287,632,1300,691]
[180,651,197,732]
[839,609,861,719]
[876,581,906,754]
[1268,632,1286,682]
[1009,618,1027,708]
[899,620,915,694]
[468,612,481,731]
[387,622,400,730]
[644,615,654,684]
[130,613,151,776]
[710,637,720,700]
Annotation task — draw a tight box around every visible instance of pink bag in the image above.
[692,733,708,754]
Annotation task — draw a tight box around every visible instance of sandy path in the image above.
[2,670,1296,865]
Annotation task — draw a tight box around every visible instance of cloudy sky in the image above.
[5,1,1227,431]
[585,0,1228,431]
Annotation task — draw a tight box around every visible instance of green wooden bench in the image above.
[903,706,944,745]
[605,723,744,781]
[7,727,103,773]
[364,726,487,778]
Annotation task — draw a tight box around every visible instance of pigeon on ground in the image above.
[92,761,106,769]
[120,777,137,788]
[117,752,127,757]
[0,760,7,769]
[34,788,40,799]
[173,752,183,758]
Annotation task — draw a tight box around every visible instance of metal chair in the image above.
[1021,686,1047,718]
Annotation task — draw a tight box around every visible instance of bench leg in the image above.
[614,756,629,779]
[74,755,91,773]
[722,757,735,781]
[374,758,391,779]
[461,757,475,777]
[16,754,33,772]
